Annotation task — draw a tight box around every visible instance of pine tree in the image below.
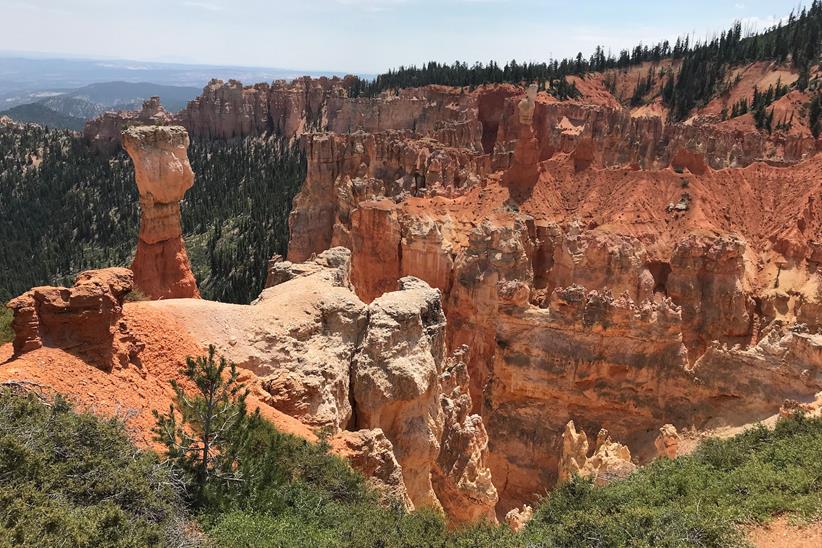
[153,345,261,505]
[810,93,822,138]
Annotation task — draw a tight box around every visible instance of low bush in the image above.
[0,390,192,546]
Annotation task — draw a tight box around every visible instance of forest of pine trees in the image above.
[351,1,821,122]
[0,123,305,304]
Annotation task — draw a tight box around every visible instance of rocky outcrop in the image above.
[655,424,681,459]
[557,421,636,486]
[668,233,754,359]
[502,85,540,201]
[123,250,498,523]
[350,276,498,520]
[331,428,412,510]
[434,347,499,524]
[84,97,177,152]
[6,268,142,370]
[504,505,534,532]
[352,277,448,510]
[122,125,200,300]
[242,248,366,432]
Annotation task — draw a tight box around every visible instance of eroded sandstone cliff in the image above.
[280,72,822,515]
[3,250,498,524]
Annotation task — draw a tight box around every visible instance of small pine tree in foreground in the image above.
[153,345,261,506]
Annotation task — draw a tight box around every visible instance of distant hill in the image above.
[0,103,85,130]
[0,55,361,111]
[43,81,202,114]
[0,81,202,128]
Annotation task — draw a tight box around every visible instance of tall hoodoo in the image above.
[122,126,200,300]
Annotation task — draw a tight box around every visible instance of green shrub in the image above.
[520,415,822,547]
[0,306,12,345]
[0,390,192,546]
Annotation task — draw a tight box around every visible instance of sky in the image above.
[0,0,809,74]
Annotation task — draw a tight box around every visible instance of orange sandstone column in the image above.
[122,126,200,300]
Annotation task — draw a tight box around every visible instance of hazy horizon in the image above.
[0,0,809,75]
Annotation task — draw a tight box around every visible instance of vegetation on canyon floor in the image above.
[520,415,822,547]
[1,351,820,547]
[0,124,304,305]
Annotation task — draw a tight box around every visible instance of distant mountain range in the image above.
[0,103,86,131]
[0,81,202,130]
[0,53,359,107]
[0,53,362,131]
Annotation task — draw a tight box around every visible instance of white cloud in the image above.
[739,14,789,32]
[183,1,224,11]
[332,0,409,11]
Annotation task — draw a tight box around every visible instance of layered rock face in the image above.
[6,268,142,370]
[122,126,200,300]
[494,93,818,170]
[284,75,822,516]
[287,130,487,268]
[131,249,498,523]
[177,78,480,142]
[179,79,272,140]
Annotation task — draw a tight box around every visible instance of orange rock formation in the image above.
[3,250,498,524]
[122,125,200,300]
[6,268,141,370]
[281,69,822,515]
[84,96,176,152]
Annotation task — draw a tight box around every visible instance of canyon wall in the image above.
[86,70,818,173]
[283,77,822,514]
[84,97,176,152]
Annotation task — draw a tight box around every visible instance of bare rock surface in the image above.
[6,268,142,370]
[558,421,637,486]
[331,428,413,510]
